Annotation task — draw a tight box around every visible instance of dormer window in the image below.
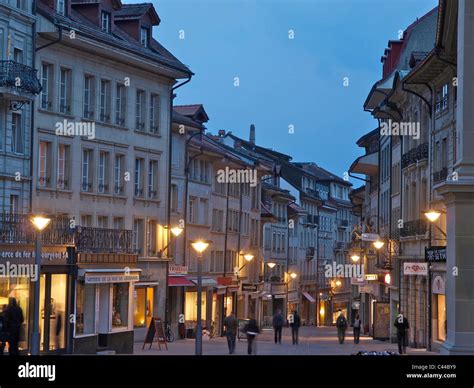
[57,0,65,15]
[101,11,111,33]
[140,27,150,47]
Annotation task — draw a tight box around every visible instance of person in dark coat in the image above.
[272,309,284,344]
[290,310,301,345]
[335,310,348,344]
[353,314,362,344]
[0,304,8,355]
[243,318,260,355]
[394,313,410,354]
[223,312,238,354]
[4,297,24,355]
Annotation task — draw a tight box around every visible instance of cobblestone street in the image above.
[134,326,436,356]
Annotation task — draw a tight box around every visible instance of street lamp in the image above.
[30,216,51,355]
[267,262,276,269]
[424,210,442,223]
[170,226,184,237]
[373,240,384,250]
[286,271,298,319]
[350,254,360,262]
[190,239,211,356]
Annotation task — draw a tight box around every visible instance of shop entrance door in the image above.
[39,274,67,353]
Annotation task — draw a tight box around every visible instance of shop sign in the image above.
[403,262,428,276]
[0,244,69,265]
[85,273,140,284]
[169,265,188,275]
[271,284,286,295]
[364,274,378,281]
[242,283,258,292]
[351,277,367,285]
[361,233,380,242]
[432,276,445,294]
[425,246,447,262]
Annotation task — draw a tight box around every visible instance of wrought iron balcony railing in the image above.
[74,226,134,253]
[433,167,448,183]
[0,60,42,96]
[401,143,429,169]
[400,219,428,237]
[306,246,315,259]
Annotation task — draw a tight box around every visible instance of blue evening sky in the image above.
[128,0,436,183]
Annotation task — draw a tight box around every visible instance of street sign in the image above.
[169,265,188,275]
[242,283,258,292]
[425,246,447,262]
[364,274,378,281]
[403,262,428,276]
[361,233,380,242]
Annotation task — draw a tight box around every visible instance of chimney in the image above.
[249,124,256,145]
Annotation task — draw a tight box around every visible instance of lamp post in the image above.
[190,239,211,356]
[423,209,444,352]
[286,272,297,321]
[30,216,51,355]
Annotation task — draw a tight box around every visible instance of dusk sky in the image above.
[129,0,436,182]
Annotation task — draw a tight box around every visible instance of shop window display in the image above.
[112,283,129,329]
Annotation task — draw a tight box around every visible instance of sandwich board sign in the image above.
[142,317,168,350]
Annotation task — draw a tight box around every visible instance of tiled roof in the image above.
[174,105,204,117]
[37,2,191,76]
[115,3,160,24]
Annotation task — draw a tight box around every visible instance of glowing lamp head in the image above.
[384,273,391,285]
[267,262,276,269]
[191,240,210,254]
[373,240,384,250]
[424,210,441,223]
[350,254,360,262]
[290,272,297,279]
[335,280,342,287]
[31,216,51,232]
[170,226,184,237]
[243,253,254,262]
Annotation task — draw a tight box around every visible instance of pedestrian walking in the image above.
[290,310,301,345]
[336,310,348,344]
[3,297,24,355]
[353,314,361,344]
[0,304,7,355]
[223,312,238,354]
[394,313,410,354]
[272,309,284,344]
[243,318,260,355]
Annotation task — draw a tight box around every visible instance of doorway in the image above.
[39,274,67,353]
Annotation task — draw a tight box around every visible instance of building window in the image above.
[97,215,109,229]
[11,113,23,154]
[114,154,125,195]
[189,197,197,223]
[41,63,54,110]
[170,184,178,212]
[83,75,95,119]
[135,90,146,131]
[59,68,72,115]
[75,282,96,335]
[148,160,158,199]
[98,151,110,194]
[115,83,126,126]
[133,219,144,254]
[10,194,19,214]
[99,79,111,123]
[38,141,52,188]
[199,198,208,225]
[80,214,92,227]
[436,83,449,113]
[112,283,129,329]
[211,209,224,232]
[82,149,93,192]
[13,48,23,64]
[16,0,27,11]
[57,144,70,190]
[134,158,145,197]
[149,94,159,134]
[140,27,149,47]
[101,11,111,33]
[56,0,65,15]
[113,217,124,230]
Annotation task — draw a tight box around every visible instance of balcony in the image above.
[401,143,429,169]
[306,246,315,259]
[334,242,349,251]
[0,213,73,245]
[74,226,134,253]
[304,214,318,225]
[337,219,349,228]
[0,60,42,101]
[400,219,428,238]
[433,167,448,184]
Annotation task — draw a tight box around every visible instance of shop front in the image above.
[432,272,446,345]
[166,271,194,337]
[301,291,316,325]
[73,252,139,354]
[0,244,73,354]
[184,277,217,337]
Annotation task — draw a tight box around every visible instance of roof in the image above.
[37,2,191,77]
[293,162,351,186]
[115,3,161,25]
[174,104,209,123]
[356,128,379,147]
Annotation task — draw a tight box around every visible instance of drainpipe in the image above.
[165,75,191,327]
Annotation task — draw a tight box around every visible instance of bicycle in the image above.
[165,322,175,343]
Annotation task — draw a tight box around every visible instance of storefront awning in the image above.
[188,277,218,287]
[78,268,142,284]
[168,276,194,287]
[214,285,227,294]
[302,291,316,303]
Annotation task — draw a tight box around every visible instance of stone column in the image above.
[435,0,474,354]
